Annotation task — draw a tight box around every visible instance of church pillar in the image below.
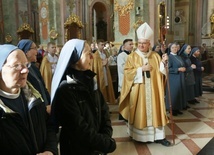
[207,0,214,35]
[201,0,214,47]
[194,0,203,46]
[201,0,208,36]
[165,0,175,44]
[188,0,195,45]
[59,0,66,44]
[149,0,155,46]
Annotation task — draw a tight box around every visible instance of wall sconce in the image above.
[136,7,141,15]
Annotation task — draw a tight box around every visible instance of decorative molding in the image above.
[64,14,84,28]
[39,1,49,24]
[5,33,12,43]
[49,27,58,40]
[17,23,34,33]
[64,14,84,41]
[88,0,93,6]
[174,9,185,24]
[210,10,214,36]
[114,0,134,16]
[19,11,28,23]
[133,18,144,30]
[88,0,110,6]
[67,0,76,14]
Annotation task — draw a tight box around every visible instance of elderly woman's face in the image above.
[185,45,191,54]
[75,43,93,71]
[0,49,29,93]
[194,50,200,57]
[170,44,178,54]
[26,42,37,62]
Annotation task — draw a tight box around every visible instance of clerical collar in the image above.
[170,52,177,55]
[123,50,131,55]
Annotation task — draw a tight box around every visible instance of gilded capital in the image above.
[114,0,134,16]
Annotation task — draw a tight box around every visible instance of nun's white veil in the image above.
[51,39,84,103]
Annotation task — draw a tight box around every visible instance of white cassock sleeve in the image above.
[160,62,166,75]
[134,67,144,83]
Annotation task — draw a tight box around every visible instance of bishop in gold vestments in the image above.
[119,22,170,145]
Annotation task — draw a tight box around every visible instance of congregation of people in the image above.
[0,21,207,154]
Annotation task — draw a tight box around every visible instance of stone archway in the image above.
[88,0,114,42]
[92,2,107,41]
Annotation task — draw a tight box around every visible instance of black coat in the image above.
[180,53,195,101]
[52,69,116,155]
[0,90,58,155]
[190,56,203,97]
[28,63,50,105]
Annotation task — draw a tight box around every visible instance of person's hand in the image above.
[37,151,53,155]
[191,64,196,69]
[142,63,152,71]
[178,67,186,72]
[46,105,51,114]
[201,67,205,71]
[102,59,108,66]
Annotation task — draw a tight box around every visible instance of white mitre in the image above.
[136,22,153,40]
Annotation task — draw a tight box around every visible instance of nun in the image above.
[190,47,204,100]
[18,39,51,113]
[165,42,186,116]
[51,39,116,155]
[0,44,57,155]
[178,44,196,106]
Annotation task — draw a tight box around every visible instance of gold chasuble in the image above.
[40,55,52,93]
[119,50,168,130]
[91,50,116,104]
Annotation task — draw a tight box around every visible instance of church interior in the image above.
[0,0,214,154]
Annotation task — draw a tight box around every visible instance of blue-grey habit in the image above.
[179,44,195,102]
[165,46,186,110]
[190,47,203,97]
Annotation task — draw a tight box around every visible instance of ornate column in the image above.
[38,0,49,42]
[59,0,66,44]
[165,0,175,44]
[188,0,194,45]
[0,0,4,43]
[207,0,214,35]
[201,0,214,47]
[195,0,203,46]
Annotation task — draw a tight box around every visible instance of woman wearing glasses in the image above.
[18,39,51,114]
[0,44,58,155]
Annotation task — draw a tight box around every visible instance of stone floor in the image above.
[109,74,214,155]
